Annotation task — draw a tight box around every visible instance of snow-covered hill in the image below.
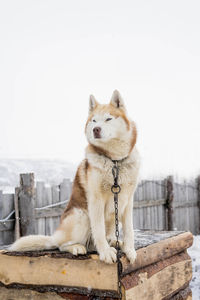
[0,159,76,189]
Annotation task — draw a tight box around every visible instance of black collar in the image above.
[111,156,128,164]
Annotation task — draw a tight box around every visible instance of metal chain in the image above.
[111,160,122,300]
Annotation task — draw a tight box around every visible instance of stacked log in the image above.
[0,231,193,299]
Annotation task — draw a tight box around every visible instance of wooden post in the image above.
[197,175,200,234]
[0,190,3,245]
[14,188,20,240]
[166,176,174,231]
[19,173,36,236]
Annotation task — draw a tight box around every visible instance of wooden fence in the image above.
[0,173,200,246]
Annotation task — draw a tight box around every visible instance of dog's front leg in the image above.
[122,199,137,264]
[88,197,117,264]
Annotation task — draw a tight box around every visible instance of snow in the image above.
[187,235,200,299]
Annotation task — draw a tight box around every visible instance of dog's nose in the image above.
[93,127,101,135]
[93,127,101,138]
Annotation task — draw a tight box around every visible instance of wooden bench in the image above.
[0,230,193,299]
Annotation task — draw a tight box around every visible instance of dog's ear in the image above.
[89,95,98,113]
[110,90,126,110]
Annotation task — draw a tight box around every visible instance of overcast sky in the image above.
[0,0,200,178]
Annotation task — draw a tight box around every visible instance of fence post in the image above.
[19,173,36,236]
[197,176,200,234]
[14,187,20,240]
[0,190,3,245]
[166,176,174,231]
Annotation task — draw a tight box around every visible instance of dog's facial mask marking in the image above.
[86,112,127,143]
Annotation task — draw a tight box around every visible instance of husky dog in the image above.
[9,90,140,264]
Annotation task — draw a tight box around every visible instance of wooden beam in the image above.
[170,286,192,300]
[35,206,65,219]
[121,231,193,275]
[0,251,118,293]
[133,199,166,208]
[122,251,192,300]
[174,201,199,209]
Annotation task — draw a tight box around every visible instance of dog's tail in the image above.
[8,235,57,252]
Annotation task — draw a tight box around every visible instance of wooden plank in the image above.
[44,186,53,235]
[19,174,36,236]
[153,181,157,230]
[146,182,151,229]
[51,185,61,232]
[142,181,147,228]
[184,180,189,230]
[138,183,143,229]
[133,207,138,229]
[133,187,139,229]
[36,182,45,235]
[157,180,162,230]
[154,181,158,230]
[191,179,197,234]
[159,180,165,230]
[60,178,71,202]
[193,177,200,235]
[2,194,14,245]
[134,186,140,229]
[190,180,195,234]
[152,181,157,230]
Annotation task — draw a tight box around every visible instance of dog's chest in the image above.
[100,161,136,191]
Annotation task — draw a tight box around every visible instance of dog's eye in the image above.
[106,118,112,122]
[92,120,96,122]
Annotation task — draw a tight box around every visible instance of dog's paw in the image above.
[59,243,86,255]
[99,247,117,264]
[123,248,137,264]
[108,239,123,249]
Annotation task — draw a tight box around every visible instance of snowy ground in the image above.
[187,235,200,300]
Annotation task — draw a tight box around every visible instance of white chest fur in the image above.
[86,147,140,190]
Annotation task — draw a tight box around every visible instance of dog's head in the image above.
[85,90,137,158]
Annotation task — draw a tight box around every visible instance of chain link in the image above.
[111,160,122,300]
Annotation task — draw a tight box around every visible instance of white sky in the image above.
[0,0,200,178]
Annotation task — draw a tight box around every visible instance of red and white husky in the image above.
[9,90,140,264]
